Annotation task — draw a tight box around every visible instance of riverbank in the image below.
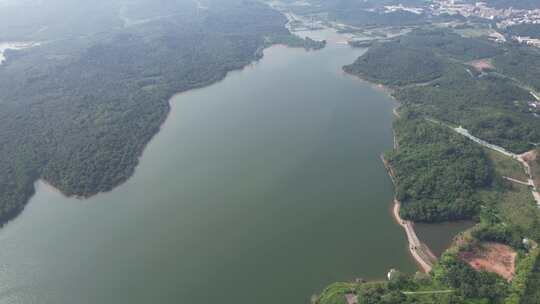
[381,154,437,273]
[392,199,438,273]
[0,36,324,227]
[349,67,438,273]
[0,35,418,304]
[37,179,91,200]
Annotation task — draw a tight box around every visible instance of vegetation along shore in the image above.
[382,152,437,273]
[308,4,540,303]
[0,0,326,227]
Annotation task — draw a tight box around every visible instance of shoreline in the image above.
[365,75,440,272]
[347,66,439,273]
[381,154,437,273]
[37,179,90,200]
[23,43,289,204]
[392,198,437,273]
[0,40,290,230]
[5,19,329,227]
[342,69,397,98]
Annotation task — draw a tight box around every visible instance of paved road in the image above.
[454,126,515,158]
[503,176,532,187]
[430,121,540,208]
[393,199,437,273]
[402,290,454,295]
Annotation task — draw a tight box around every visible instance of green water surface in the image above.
[0,31,418,304]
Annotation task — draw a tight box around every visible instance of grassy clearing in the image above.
[485,149,528,181]
[526,150,540,189]
[454,27,494,38]
[499,184,538,233]
[478,183,539,238]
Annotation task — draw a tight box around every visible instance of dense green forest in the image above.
[397,29,502,61]
[345,29,501,84]
[394,66,540,153]
[0,0,321,225]
[344,41,445,86]
[493,45,540,92]
[518,250,540,304]
[345,29,540,153]
[266,34,326,50]
[344,29,501,86]
[387,114,494,222]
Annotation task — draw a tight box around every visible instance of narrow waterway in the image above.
[416,221,476,256]
[0,30,417,304]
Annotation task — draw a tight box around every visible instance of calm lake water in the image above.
[0,30,421,304]
[416,221,475,256]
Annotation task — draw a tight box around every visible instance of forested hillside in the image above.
[344,41,444,86]
[344,29,501,86]
[0,0,316,224]
[493,45,540,92]
[387,113,494,222]
[395,66,540,153]
[345,29,540,153]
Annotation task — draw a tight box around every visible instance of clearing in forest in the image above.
[459,242,516,281]
[468,58,494,71]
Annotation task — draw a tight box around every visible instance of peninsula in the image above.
[0,0,323,226]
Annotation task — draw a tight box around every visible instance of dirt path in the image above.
[392,106,401,119]
[503,176,532,186]
[402,290,454,295]
[381,155,437,273]
[345,293,358,304]
[454,126,515,158]
[432,121,540,207]
[392,199,437,273]
[381,113,437,273]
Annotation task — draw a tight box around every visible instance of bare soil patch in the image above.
[469,59,494,71]
[459,242,516,281]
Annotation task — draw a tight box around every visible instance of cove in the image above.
[0,31,416,304]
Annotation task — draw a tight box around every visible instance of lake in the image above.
[0,30,419,304]
[416,221,476,256]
